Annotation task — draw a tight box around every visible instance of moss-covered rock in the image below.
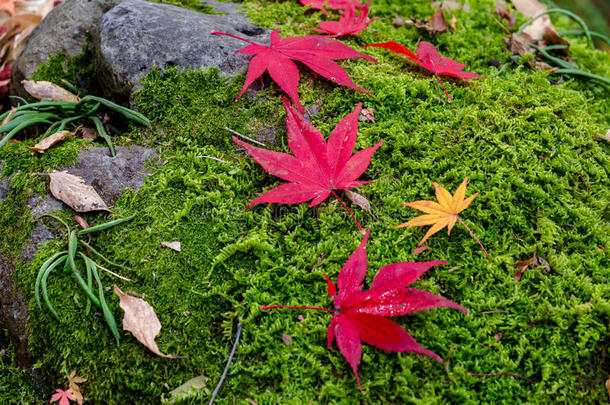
[1,0,609,403]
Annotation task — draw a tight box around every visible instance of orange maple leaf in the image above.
[396,177,488,257]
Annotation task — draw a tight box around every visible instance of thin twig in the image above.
[444,344,458,376]
[477,310,508,316]
[488,11,511,34]
[197,155,229,164]
[470,372,535,384]
[209,323,243,405]
[225,127,265,146]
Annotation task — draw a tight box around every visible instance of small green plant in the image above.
[0,82,150,155]
[34,214,135,346]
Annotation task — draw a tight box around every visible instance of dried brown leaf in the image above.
[77,126,99,141]
[114,285,184,358]
[511,0,553,39]
[161,241,181,252]
[27,131,72,153]
[513,251,550,281]
[606,377,610,400]
[450,15,458,31]
[1,106,15,125]
[344,189,376,219]
[415,6,449,34]
[495,1,516,28]
[46,171,109,212]
[21,80,80,102]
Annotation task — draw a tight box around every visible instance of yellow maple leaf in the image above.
[396,177,488,257]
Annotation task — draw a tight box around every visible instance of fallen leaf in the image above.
[513,251,550,281]
[77,126,99,141]
[67,371,87,405]
[282,334,292,345]
[430,1,461,11]
[364,41,483,102]
[358,107,374,122]
[27,131,73,153]
[50,388,76,405]
[1,106,15,125]
[262,230,468,389]
[511,0,554,39]
[0,0,20,16]
[299,0,365,15]
[509,33,534,58]
[168,375,206,399]
[412,245,430,255]
[593,129,610,143]
[114,285,183,358]
[312,0,377,37]
[606,377,610,400]
[161,241,181,252]
[212,29,376,113]
[495,1,516,28]
[233,98,382,221]
[345,189,376,219]
[46,171,109,212]
[414,6,449,34]
[21,80,80,102]
[450,15,458,31]
[396,177,488,257]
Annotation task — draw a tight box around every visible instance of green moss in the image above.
[1,0,609,403]
[32,38,98,96]
[0,329,43,404]
[150,0,218,14]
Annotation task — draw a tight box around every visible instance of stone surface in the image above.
[0,145,157,366]
[9,0,126,99]
[95,0,268,101]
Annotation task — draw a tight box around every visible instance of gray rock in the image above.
[0,145,157,367]
[95,0,268,101]
[10,0,126,100]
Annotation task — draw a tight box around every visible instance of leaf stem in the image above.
[434,74,451,103]
[331,191,364,233]
[457,216,489,258]
[211,30,257,45]
[261,305,334,313]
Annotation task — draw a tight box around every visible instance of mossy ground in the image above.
[1,0,609,403]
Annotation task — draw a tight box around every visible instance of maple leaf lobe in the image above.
[235,99,382,211]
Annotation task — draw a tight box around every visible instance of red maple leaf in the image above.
[212,29,376,113]
[262,229,468,389]
[364,40,483,102]
[300,0,365,15]
[313,0,378,37]
[234,98,382,232]
[50,388,76,405]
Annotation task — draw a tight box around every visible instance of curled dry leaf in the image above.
[77,126,99,141]
[114,285,184,358]
[414,6,449,34]
[161,241,181,252]
[46,171,109,212]
[344,189,376,219]
[511,0,555,39]
[21,80,80,102]
[495,1,516,29]
[513,251,550,281]
[27,131,73,153]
